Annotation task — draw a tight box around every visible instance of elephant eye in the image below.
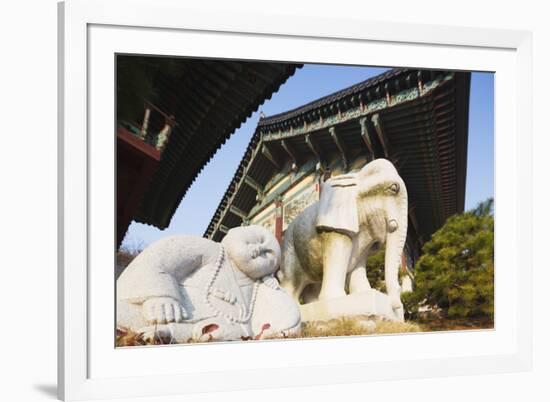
[387,183,400,194]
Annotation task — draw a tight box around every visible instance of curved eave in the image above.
[257,68,409,127]
[134,60,302,229]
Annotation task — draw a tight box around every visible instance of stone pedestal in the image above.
[299,289,402,322]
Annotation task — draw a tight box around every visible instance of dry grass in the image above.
[116,327,175,347]
[368,319,423,334]
[300,316,422,339]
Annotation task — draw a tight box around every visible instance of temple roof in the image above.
[121,56,302,229]
[258,68,408,126]
[204,68,471,245]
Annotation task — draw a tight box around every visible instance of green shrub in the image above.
[404,199,494,320]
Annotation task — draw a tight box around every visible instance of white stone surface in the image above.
[279,159,408,321]
[117,225,301,342]
[300,290,401,322]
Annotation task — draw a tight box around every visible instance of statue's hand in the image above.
[142,297,187,324]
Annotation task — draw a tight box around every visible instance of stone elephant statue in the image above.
[117,225,301,343]
[278,159,408,320]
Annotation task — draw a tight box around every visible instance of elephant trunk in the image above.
[384,184,408,320]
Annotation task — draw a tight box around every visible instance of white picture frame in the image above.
[58,0,533,400]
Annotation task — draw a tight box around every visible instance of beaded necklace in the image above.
[203,244,260,324]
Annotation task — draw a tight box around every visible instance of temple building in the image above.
[116,56,301,246]
[204,68,471,274]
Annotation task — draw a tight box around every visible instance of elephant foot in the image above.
[318,287,347,301]
[391,305,405,322]
[348,266,372,294]
[349,283,372,295]
[388,290,404,322]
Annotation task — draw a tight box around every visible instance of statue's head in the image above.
[221,225,281,279]
[356,158,408,311]
[356,159,408,235]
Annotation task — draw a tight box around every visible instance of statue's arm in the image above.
[117,236,219,325]
[117,236,217,304]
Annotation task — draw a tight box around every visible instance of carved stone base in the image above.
[299,290,403,322]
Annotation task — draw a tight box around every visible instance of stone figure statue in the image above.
[278,158,408,321]
[117,225,301,343]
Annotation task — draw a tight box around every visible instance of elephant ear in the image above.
[357,172,385,197]
[356,159,399,197]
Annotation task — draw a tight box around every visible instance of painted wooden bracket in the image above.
[305,134,324,170]
[329,126,348,171]
[359,116,375,158]
[229,205,248,220]
[281,139,298,171]
[262,143,281,170]
[371,113,390,158]
[244,175,263,194]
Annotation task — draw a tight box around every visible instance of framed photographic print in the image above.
[58,0,533,400]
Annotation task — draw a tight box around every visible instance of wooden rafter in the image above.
[359,117,375,157]
[281,139,298,170]
[305,134,323,168]
[262,144,281,170]
[229,205,248,220]
[329,127,348,171]
[244,175,263,194]
[371,113,390,158]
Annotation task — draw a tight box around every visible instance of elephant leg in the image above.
[278,230,309,303]
[278,250,308,302]
[279,276,308,303]
[348,264,371,294]
[318,232,352,300]
[301,283,321,304]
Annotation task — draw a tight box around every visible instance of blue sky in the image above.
[121,65,494,250]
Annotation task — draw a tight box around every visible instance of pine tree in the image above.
[402,198,494,320]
